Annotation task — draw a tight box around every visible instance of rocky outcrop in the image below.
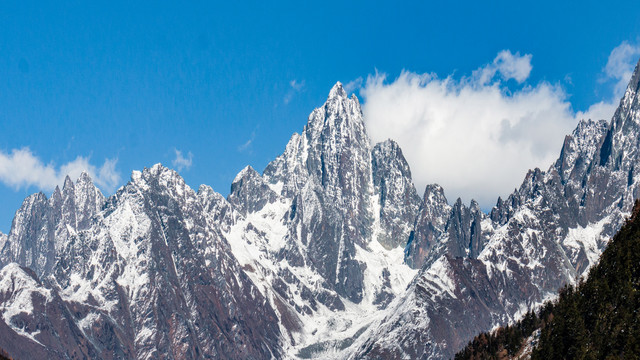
[371,139,422,249]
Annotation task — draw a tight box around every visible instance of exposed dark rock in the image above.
[371,139,422,249]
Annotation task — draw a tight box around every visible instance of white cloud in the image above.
[0,148,121,193]
[473,50,532,85]
[237,131,256,153]
[575,100,617,125]
[284,79,305,104]
[290,79,305,91]
[604,41,640,97]
[577,41,640,123]
[97,159,120,191]
[344,77,364,94]
[238,138,253,152]
[360,47,633,208]
[172,149,193,171]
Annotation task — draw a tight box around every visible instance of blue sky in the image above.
[1,0,640,232]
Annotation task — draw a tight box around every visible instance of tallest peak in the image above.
[328,81,347,100]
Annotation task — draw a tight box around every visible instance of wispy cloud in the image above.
[344,77,364,94]
[578,41,640,122]
[290,79,304,91]
[604,41,640,96]
[238,131,256,153]
[472,50,532,85]
[0,148,121,193]
[172,149,193,171]
[284,79,305,104]
[360,45,634,207]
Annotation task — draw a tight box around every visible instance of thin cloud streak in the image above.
[172,149,193,171]
[237,131,256,154]
[576,41,640,125]
[284,79,305,104]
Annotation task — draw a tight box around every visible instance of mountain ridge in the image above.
[1,58,640,359]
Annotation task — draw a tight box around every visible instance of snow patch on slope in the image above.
[0,263,52,345]
[563,215,611,270]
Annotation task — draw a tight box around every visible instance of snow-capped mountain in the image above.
[223,83,419,356]
[1,58,640,359]
[0,166,281,359]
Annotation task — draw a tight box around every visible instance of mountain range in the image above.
[1,58,640,359]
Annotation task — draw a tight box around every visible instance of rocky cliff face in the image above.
[0,173,105,278]
[372,139,422,250]
[262,83,377,304]
[1,60,640,360]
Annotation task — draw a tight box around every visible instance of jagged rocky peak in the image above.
[489,174,539,226]
[108,165,284,358]
[0,192,52,275]
[197,184,237,231]
[76,171,102,198]
[371,139,422,249]
[1,170,105,276]
[327,81,362,107]
[492,167,559,221]
[404,184,451,269]
[197,183,217,201]
[262,81,375,244]
[57,176,78,229]
[63,174,74,191]
[360,59,640,359]
[445,197,484,259]
[423,184,449,211]
[490,190,525,225]
[49,172,104,228]
[233,164,259,183]
[258,83,377,304]
[313,81,367,142]
[597,59,640,172]
[228,165,279,216]
[198,184,233,220]
[263,81,371,201]
[51,185,62,204]
[72,172,105,229]
[555,119,609,183]
[142,162,179,181]
[328,81,347,99]
[0,162,284,359]
[198,184,231,217]
[129,163,196,202]
[405,188,486,270]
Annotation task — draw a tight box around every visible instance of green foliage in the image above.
[456,200,640,359]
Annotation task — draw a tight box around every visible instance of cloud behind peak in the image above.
[360,47,630,208]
